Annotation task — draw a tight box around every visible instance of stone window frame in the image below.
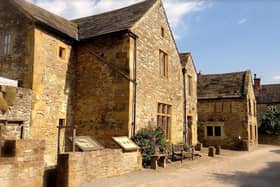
[187,75,193,96]
[204,122,224,139]
[1,31,13,56]
[157,102,172,140]
[159,49,169,78]
[58,46,67,61]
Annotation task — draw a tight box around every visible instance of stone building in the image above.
[0,0,197,167]
[254,75,280,145]
[197,71,258,150]
[180,53,198,146]
[254,75,280,123]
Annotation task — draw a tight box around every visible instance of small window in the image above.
[215,103,223,113]
[59,118,65,127]
[161,27,165,37]
[2,32,12,56]
[188,75,193,96]
[159,50,168,77]
[214,126,221,136]
[207,126,213,136]
[59,47,66,59]
[206,126,222,137]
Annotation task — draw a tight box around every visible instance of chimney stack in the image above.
[254,74,261,89]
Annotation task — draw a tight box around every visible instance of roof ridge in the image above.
[199,70,247,77]
[12,0,76,27]
[72,0,157,22]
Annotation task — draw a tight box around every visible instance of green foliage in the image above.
[260,110,280,135]
[133,126,169,165]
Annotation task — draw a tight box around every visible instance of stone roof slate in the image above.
[73,0,157,40]
[11,0,78,39]
[255,84,280,104]
[198,71,250,99]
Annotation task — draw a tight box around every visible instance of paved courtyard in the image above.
[83,145,280,187]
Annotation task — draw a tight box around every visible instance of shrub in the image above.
[133,126,169,165]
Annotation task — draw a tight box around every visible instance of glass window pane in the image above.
[214,126,221,136]
[207,126,213,136]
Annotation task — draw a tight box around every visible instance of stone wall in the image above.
[0,139,45,187]
[259,134,280,145]
[74,34,132,147]
[30,28,75,166]
[57,149,142,187]
[131,1,184,143]
[198,73,258,150]
[0,86,32,139]
[184,56,198,146]
[198,99,248,149]
[0,0,34,88]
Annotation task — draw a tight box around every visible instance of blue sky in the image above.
[28,0,280,84]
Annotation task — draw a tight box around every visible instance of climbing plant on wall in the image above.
[260,110,280,135]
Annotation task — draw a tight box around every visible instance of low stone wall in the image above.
[57,149,142,187]
[0,139,45,187]
[0,86,32,139]
[259,134,280,146]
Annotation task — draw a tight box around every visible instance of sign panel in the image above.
[112,136,139,151]
[70,136,104,152]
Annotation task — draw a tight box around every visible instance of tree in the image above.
[260,109,280,135]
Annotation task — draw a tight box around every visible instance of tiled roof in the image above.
[198,71,250,99]
[73,0,157,40]
[11,0,78,39]
[255,84,280,104]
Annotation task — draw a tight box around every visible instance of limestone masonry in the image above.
[0,0,197,170]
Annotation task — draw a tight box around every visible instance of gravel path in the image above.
[82,145,280,187]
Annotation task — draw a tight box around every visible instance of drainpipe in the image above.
[182,67,187,145]
[128,31,138,137]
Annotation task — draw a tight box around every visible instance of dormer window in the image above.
[2,32,12,56]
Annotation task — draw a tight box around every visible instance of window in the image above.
[159,50,168,77]
[206,126,222,137]
[161,27,165,37]
[248,100,252,115]
[59,47,66,60]
[2,32,12,56]
[207,126,213,136]
[157,103,172,139]
[215,102,223,113]
[59,118,65,127]
[188,75,193,96]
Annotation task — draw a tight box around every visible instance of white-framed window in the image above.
[206,126,223,137]
[2,32,12,56]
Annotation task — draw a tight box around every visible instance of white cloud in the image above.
[272,75,280,80]
[238,18,247,25]
[28,0,209,27]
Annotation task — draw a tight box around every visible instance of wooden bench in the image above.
[171,144,194,163]
[151,153,168,170]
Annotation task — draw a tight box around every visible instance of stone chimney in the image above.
[254,74,261,89]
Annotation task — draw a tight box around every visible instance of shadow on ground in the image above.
[212,161,280,187]
[270,149,280,155]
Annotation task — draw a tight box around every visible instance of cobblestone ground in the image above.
[83,145,280,187]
